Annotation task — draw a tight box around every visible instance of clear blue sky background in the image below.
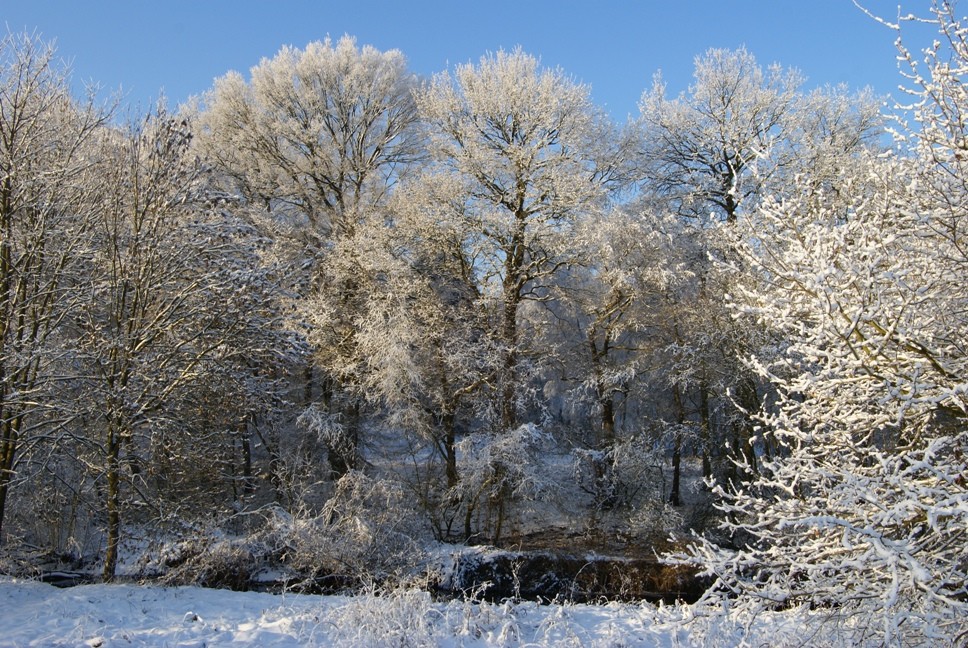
[3,1,934,120]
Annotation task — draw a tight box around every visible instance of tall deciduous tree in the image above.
[0,32,111,541]
[372,173,495,492]
[196,36,423,477]
[196,35,421,241]
[76,112,266,580]
[416,48,621,432]
[638,46,802,224]
[636,48,883,483]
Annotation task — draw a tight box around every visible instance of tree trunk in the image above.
[492,485,507,545]
[670,386,686,507]
[0,409,28,544]
[240,426,254,498]
[254,424,285,505]
[443,411,459,489]
[735,377,760,478]
[303,363,314,406]
[698,381,713,480]
[0,421,14,543]
[500,314,518,432]
[670,438,682,507]
[588,327,616,450]
[102,425,122,581]
[499,209,526,433]
[463,500,474,543]
[0,187,13,543]
[600,395,616,449]
[0,476,9,543]
[490,466,509,544]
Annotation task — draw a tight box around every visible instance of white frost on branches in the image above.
[672,6,968,641]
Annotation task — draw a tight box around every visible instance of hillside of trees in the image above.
[1,3,966,644]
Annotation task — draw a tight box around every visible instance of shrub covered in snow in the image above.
[158,472,429,592]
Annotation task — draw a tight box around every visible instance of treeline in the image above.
[1,4,966,641]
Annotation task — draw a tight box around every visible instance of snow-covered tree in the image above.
[638,46,805,224]
[636,48,884,485]
[527,204,686,511]
[74,111,281,580]
[0,32,112,542]
[364,173,496,491]
[675,6,968,643]
[639,47,882,222]
[566,207,656,448]
[145,182,304,516]
[195,35,421,242]
[416,48,622,432]
[196,36,423,477]
[452,422,552,543]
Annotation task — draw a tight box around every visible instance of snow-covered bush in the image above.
[322,587,442,647]
[320,587,634,647]
[573,434,667,512]
[573,432,684,544]
[158,472,428,592]
[296,404,357,481]
[628,501,683,547]
[275,471,429,589]
[153,520,277,591]
[167,537,259,591]
[453,423,554,543]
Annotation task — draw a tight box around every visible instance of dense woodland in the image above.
[1,3,966,644]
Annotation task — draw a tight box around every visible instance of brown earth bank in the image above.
[435,528,708,604]
[435,548,707,604]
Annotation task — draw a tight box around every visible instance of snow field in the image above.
[0,578,678,647]
[0,577,900,647]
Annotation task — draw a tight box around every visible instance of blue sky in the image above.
[4,1,931,120]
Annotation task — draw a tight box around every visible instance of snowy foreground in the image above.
[0,577,874,647]
[1,578,674,647]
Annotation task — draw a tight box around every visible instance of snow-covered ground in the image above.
[0,576,876,647]
[0,577,690,647]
